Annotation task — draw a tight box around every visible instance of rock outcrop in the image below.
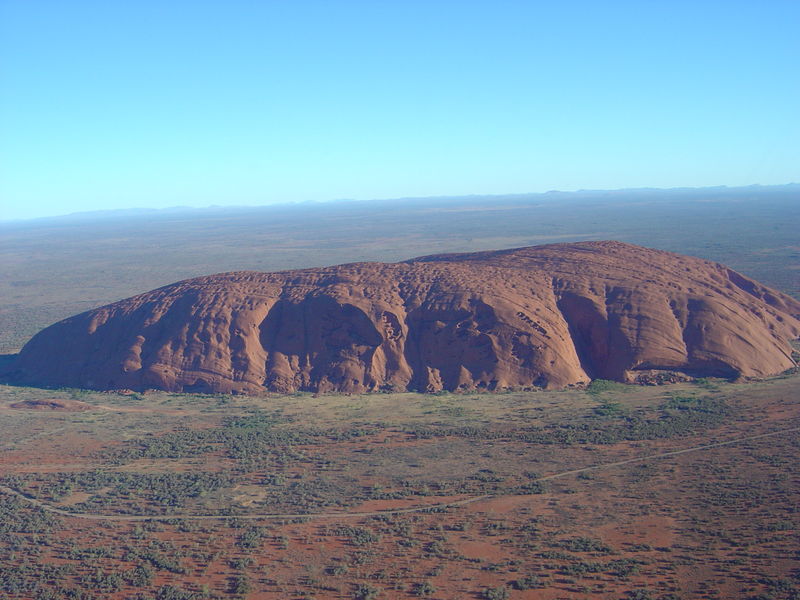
[6,242,800,393]
[8,399,92,411]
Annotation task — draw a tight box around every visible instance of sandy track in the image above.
[536,425,800,481]
[1,425,797,522]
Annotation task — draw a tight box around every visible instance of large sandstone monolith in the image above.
[7,242,799,393]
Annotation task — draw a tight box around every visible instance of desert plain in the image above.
[0,187,798,600]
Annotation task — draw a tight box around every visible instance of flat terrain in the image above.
[1,373,799,599]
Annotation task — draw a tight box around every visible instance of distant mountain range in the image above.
[3,183,798,225]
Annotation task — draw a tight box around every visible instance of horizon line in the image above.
[2,181,798,225]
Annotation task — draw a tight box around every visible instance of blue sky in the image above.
[1,0,798,220]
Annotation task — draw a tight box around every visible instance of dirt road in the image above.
[1,425,797,522]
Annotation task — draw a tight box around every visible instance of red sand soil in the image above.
[2,379,799,599]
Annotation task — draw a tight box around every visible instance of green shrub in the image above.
[481,586,509,600]
[511,575,541,590]
[353,584,380,600]
[412,580,436,596]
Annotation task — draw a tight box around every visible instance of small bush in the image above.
[511,575,541,590]
[481,586,509,600]
[412,580,436,596]
[353,584,380,600]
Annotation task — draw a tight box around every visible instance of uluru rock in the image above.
[6,242,800,394]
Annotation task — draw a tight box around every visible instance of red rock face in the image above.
[7,242,800,394]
